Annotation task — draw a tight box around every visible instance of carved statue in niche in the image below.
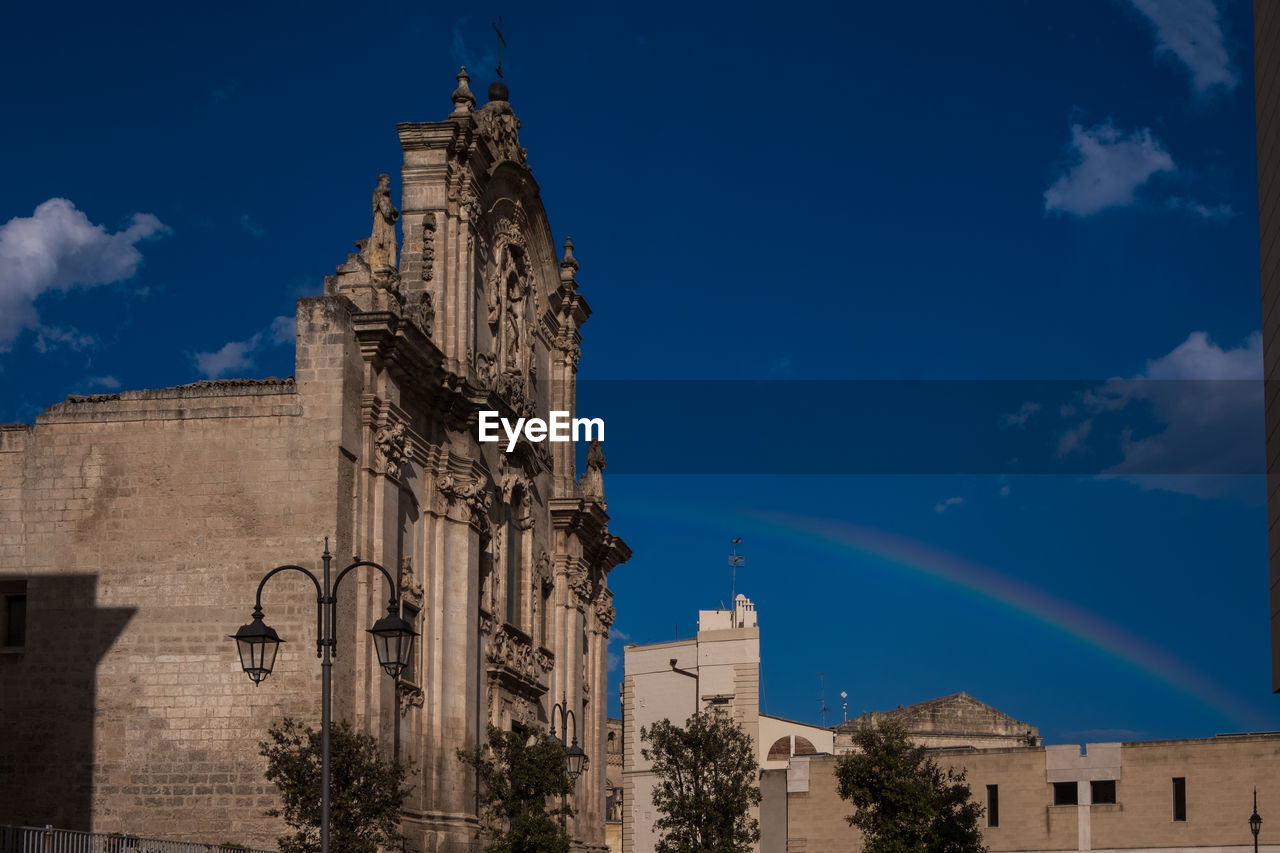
[400,556,424,610]
[580,438,606,502]
[411,290,434,338]
[503,302,522,376]
[364,174,400,279]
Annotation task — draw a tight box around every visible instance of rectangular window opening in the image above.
[1,580,26,648]
[1053,781,1079,806]
[986,784,999,827]
[1173,777,1187,821]
[1091,780,1117,805]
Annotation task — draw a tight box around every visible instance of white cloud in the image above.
[192,315,295,379]
[1166,196,1236,221]
[1056,418,1094,457]
[934,496,964,514]
[239,213,265,238]
[1066,331,1262,500]
[1004,401,1041,427]
[1045,122,1175,216]
[0,198,170,351]
[87,375,121,390]
[1128,0,1236,94]
[607,628,631,674]
[1139,330,1261,381]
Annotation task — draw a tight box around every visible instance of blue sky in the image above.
[0,0,1270,743]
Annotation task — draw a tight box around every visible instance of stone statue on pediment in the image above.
[581,439,606,503]
[365,174,400,278]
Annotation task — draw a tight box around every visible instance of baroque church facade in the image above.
[0,69,628,852]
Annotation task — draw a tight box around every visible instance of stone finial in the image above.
[488,80,510,103]
[559,237,579,283]
[452,66,477,113]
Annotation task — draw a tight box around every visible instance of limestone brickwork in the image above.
[777,735,1280,853]
[0,71,628,853]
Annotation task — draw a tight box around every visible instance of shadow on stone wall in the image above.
[0,574,134,829]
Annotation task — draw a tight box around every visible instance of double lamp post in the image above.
[230,542,591,850]
[229,543,417,853]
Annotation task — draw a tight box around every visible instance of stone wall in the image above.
[775,735,1280,853]
[0,299,357,844]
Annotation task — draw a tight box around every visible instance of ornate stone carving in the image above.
[567,565,591,604]
[485,622,550,684]
[534,551,551,587]
[596,604,616,630]
[364,174,400,280]
[397,680,424,717]
[450,66,476,114]
[475,92,527,164]
[500,466,535,530]
[374,420,413,474]
[580,438,606,503]
[420,212,437,282]
[410,290,434,339]
[400,556,424,610]
[438,473,492,529]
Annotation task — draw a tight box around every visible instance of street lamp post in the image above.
[549,696,587,833]
[1251,788,1263,853]
[230,541,417,853]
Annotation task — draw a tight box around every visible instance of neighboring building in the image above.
[833,691,1039,752]
[1258,0,1280,693]
[777,735,1280,853]
[624,595,1280,853]
[606,717,623,851]
[0,69,629,852]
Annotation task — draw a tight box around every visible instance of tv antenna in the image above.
[492,16,507,78]
[819,672,829,727]
[729,538,744,618]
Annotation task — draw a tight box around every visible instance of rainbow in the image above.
[622,500,1270,732]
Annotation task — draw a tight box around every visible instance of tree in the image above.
[834,719,986,853]
[259,718,414,853]
[640,709,762,853]
[456,724,575,853]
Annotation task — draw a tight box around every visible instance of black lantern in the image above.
[1251,788,1262,851]
[368,610,418,678]
[229,608,282,685]
[565,741,587,781]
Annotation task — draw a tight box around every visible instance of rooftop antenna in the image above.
[841,690,848,723]
[819,672,829,727]
[491,16,507,78]
[729,538,744,623]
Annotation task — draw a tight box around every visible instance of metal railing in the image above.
[0,826,275,853]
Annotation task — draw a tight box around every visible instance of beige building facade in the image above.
[623,596,1280,853]
[0,70,628,852]
[779,734,1280,853]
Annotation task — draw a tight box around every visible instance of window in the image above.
[505,520,522,627]
[1,580,25,648]
[1053,781,1079,806]
[1173,777,1187,821]
[987,785,999,827]
[1091,780,1117,804]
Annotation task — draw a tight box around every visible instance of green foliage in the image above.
[259,717,414,853]
[640,709,762,853]
[834,720,987,853]
[456,724,575,853]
